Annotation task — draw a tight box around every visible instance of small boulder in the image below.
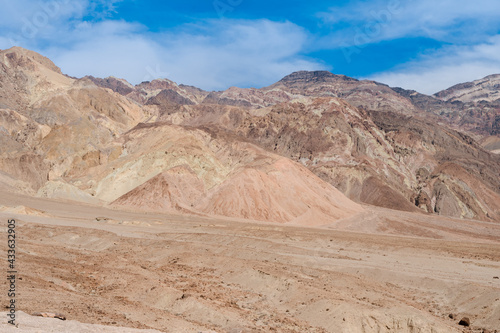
[458,317,470,327]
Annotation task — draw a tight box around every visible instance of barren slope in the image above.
[0,47,150,197]
[96,68,500,222]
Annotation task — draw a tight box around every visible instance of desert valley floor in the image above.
[1,189,500,333]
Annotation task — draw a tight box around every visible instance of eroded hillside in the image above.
[1,47,500,222]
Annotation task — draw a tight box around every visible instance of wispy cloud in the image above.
[149,19,325,90]
[316,0,500,93]
[319,0,500,46]
[367,35,500,94]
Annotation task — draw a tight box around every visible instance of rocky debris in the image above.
[1,311,164,332]
[32,312,66,320]
[0,205,49,216]
[412,191,433,213]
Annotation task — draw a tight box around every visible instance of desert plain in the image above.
[1,188,500,333]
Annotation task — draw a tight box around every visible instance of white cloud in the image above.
[149,20,325,90]
[43,19,325,90]
[0,0,325,90]
[0,0,86,27]
[367,35,500,94]
[319,0,500,47]
[0,0,89,46]
[316,0,500,93]
[44,21,163,81]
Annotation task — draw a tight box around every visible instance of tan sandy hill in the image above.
[0,47,150,196]
[107,122,362,224]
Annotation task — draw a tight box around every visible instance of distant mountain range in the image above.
[1,46,499,223]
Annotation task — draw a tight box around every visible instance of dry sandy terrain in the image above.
[1,190,500,332]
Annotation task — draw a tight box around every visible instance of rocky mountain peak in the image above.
[0,46,62,74]
[434,73,500,103]
[85,76,135,95]
[276,70,359,85]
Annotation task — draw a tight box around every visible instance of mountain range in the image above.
[1,46,499,224]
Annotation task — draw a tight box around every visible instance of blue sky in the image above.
[1,0,500,94]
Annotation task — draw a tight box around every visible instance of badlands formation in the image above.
[0,47,499,332]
